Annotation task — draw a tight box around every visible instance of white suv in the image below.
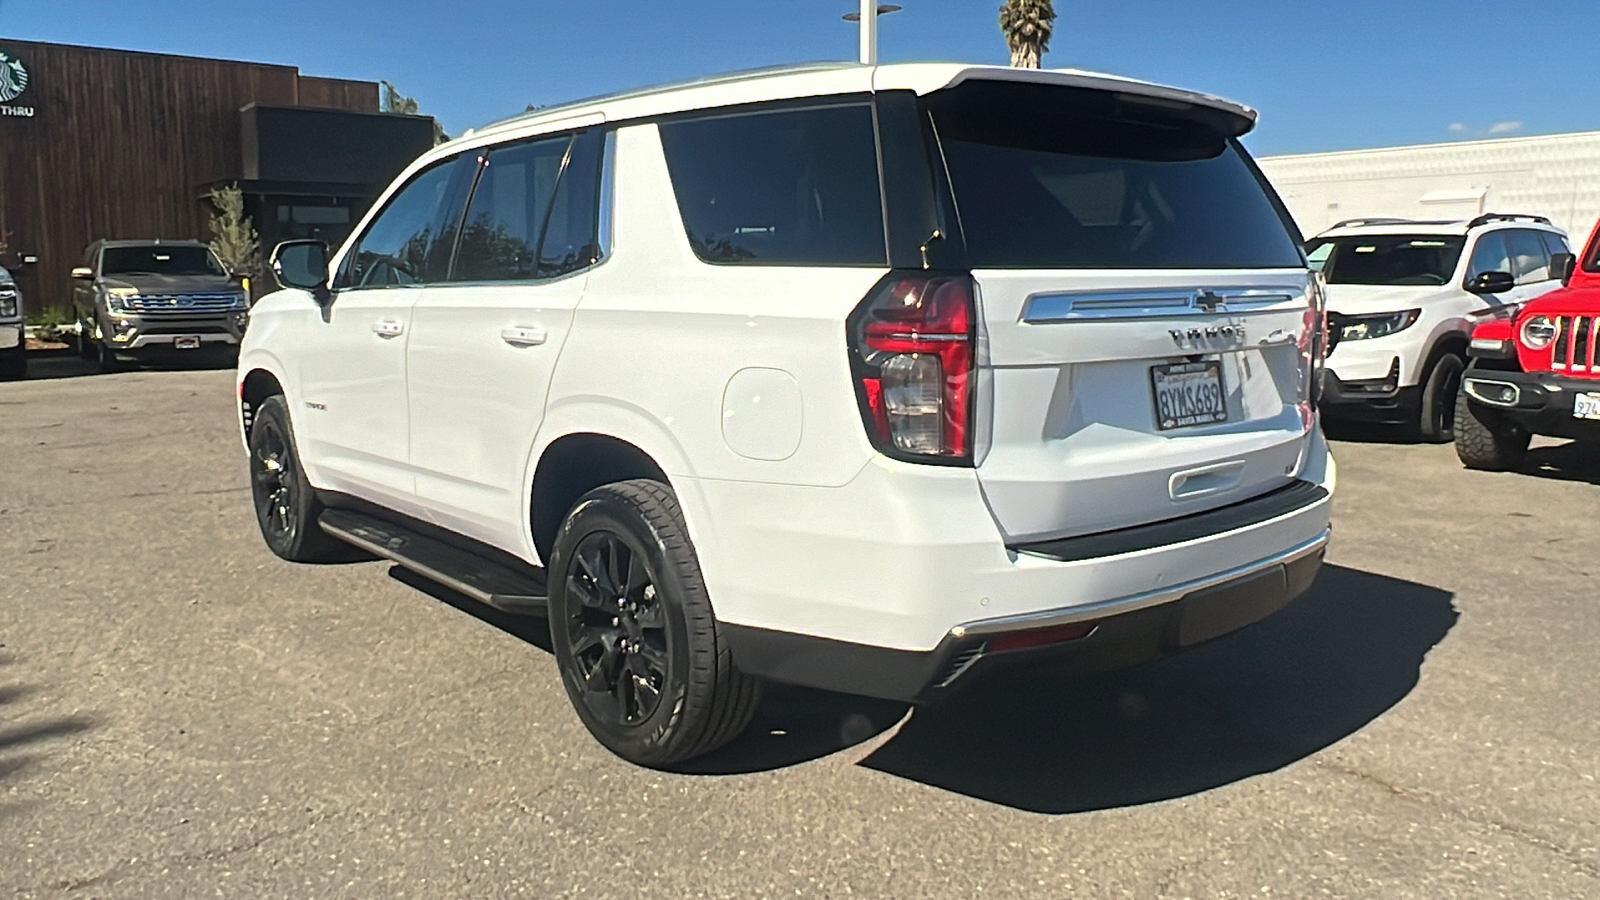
[241,63,1335,767]
[1306,215,1571,440]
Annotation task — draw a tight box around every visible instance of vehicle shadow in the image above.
[389,566,554,653]
[1320,418,1426,445]
[1518,440,1600,486]
[3,349,237,383]
[388,565,912,772]
[859,564,1456,814]
[1,350,97,382]
[389,563,1455,795]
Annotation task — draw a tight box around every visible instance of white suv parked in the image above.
[241,63,1335,766]
[1306,215,1571,440]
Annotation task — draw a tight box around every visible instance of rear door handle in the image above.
[501,325,547,347]
[372,319,405,338]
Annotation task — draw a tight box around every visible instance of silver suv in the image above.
[0,264,24,380]
[71,240,250,372]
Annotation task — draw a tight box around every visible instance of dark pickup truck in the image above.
[71,240,250,371]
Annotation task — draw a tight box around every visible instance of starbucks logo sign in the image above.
[0,49,27,103]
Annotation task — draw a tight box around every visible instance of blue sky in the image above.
[2,0,1597,156]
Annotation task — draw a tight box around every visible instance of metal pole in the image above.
[859,0,877,65]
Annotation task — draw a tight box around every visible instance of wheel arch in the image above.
[236,349,295,450]
[528,431,676,564]
[1421,328,1472,378]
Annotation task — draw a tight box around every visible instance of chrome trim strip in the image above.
[597,129,617,261]
[1463,378,1521,408]
[949,527,1330,639]
[1022,286,1305,323]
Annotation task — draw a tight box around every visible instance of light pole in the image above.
[842,3,902,66]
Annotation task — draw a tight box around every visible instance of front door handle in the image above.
[501,325,547,347]
[372,319,405,338]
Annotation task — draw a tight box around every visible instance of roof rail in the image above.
[1327,217,1417,230]
[1467,213,1552,229]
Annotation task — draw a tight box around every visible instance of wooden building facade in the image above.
[0,39,436,314]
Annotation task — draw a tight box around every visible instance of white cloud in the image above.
[1488,121,1524,135]
[1449,122,1465,133]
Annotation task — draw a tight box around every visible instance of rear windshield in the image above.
[101,246,226,277]
[925,82,1302,270]
[658,103,887,266]
[1304,235,1466,286]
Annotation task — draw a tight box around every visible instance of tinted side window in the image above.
[1539,231,1571,260]
[1506,229,1551,284]
[659,104,887,266]
[452,136,572,282]
[537,130,604,278]
[1465,232,1510,281]
[341,157,465,289]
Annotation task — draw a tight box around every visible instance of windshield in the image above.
[101,246,227,278]
[924,81,1302,269]
[1304,235,1465,286]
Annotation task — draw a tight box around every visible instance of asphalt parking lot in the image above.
[2,354,1597,899]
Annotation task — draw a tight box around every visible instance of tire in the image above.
[0,348,25,380]
[1412,351,1465,443]
[1453,391,1530,471]
[247,394,353,563]
[97,337,127,374]
[548,479,759,768]
[77,321,95,359]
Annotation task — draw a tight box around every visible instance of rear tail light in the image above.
[848,271,976,464]
[1304,276,1329,415]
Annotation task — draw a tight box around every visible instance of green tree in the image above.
[382,80,421,115]
[205,183,259,278]
[999,0,1057,69]
[383,81,448,144]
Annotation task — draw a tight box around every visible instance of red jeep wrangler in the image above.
[1456,220,1600,469]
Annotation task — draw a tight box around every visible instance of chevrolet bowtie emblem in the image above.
[1193,291,1227,312]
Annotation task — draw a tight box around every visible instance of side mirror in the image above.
[1550,252,1576,287]
[70,267,93,280]
[1466,270,1516,294]
[270,240,332,306]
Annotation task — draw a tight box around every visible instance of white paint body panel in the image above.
[971,268,1314,542]
[240,63,1334,655]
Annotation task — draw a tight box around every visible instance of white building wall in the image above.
[1258,131,1600,247]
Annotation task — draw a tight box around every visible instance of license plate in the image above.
[1151,360,1228,430]
[173,335,201,350]
[1575,392,1600,421]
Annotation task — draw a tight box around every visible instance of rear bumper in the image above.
[687,429,1336,700]
[1463,369,1600,440]
[725,532,1326,703]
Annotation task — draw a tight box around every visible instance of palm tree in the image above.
[998,0,1057,69]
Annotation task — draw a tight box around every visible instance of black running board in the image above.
[319,508,549,616]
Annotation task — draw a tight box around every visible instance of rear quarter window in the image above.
[658,103,887,266]
[924,81,1302,270]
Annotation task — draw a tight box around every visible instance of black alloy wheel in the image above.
[549,479,758,767]
[564,530,671,727]
[251,407,300,549]
[246,395,352,563]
